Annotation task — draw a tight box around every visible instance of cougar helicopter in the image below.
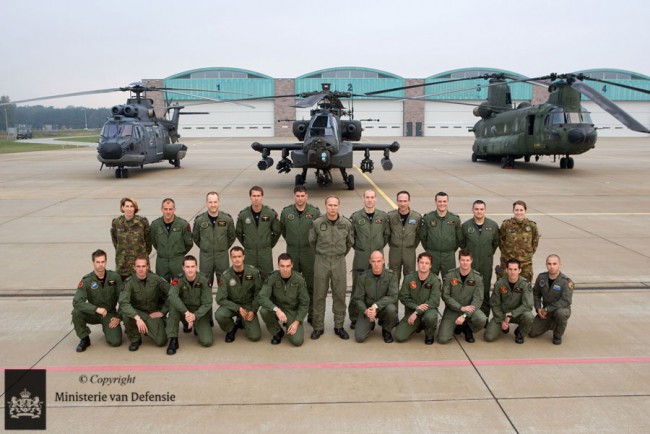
[251,83,400,190]
[1,83,225,178]
[368,73,650,169]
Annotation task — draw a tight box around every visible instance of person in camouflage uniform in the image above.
[387,190,422,283]
[485,258,534,344]
[166,255,213,355]
[257,253,310,346]
[529,254,574,345]
[119,256,170,351]
[71,249,123,352]
[193,191,236,286]
[420,192,463,279]
[236,186,281,279]
[461,200,500,316]
[499,200,540,282]
[394,252,440,345]
[111,197,151,280]
[280,186,320,323]
[215,247,263,343]
[150,198,193,281]
[349,189,390,326]
[437,249,487,344]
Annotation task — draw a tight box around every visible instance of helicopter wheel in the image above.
[295,174,304,186]
[122,168,129,178]
[471,153,478,163]
[524,155,531,163]
[566,157,575,169]
[115,168,122,179]
[560,157,567,169]
[501,156,515,169]
[346,175,355,191]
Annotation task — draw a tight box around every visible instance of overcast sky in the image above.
[2,0,648,108]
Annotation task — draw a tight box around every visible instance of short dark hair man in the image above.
[165,255,214,355]
[71,249,123,352]
[257,253,310,346]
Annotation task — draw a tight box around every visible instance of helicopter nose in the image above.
[568,128,585,144]
[98,142,123,160]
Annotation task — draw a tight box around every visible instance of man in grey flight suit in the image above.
[387,190,422,282]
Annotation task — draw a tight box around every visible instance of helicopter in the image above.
[251,83,400,190]
[367,73,650,169]
[0,83,218,178]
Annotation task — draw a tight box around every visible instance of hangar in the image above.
[159,67,650,138]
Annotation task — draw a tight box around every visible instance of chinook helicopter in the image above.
[251,83,400,190]
[368,73,650,169]
[1,83,219,178]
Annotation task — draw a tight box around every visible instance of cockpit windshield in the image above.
[309,115,336,137]
[101,123,133,139]
[550,109,592,125]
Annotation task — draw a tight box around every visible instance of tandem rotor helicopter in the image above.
[251,83,400,190]
[368,72,650,169]
[0,83,220,178]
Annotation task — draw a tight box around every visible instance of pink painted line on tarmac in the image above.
[8,356,650,373]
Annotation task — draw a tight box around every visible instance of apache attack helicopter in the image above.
[367,73,650,169]
[1,83,218,178]
[251,83,400,190]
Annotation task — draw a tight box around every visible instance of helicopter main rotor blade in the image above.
[580,77,650,96]
[1,88,122,106]
[164,90,256,109]
[292,92,326,108]
[572,81,650,133]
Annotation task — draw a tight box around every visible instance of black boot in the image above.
[463,323,475,343]
[76,336,91,352]
[166,338,179,355]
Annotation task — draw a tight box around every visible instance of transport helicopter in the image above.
[251,83,400,190]
[1,83,224,178]
[368,73,650,169]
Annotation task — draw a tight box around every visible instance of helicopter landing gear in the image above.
[500,156,515,169]
[115,167,129,178]
[295,169,307,186]
[524,155,531,163]
[172,158,181,168]
[315,169,333,187]
[560,156,574,169]
[341,169,354,190]
[471,153,478,163]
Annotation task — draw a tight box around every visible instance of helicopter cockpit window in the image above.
[550,109,590,125]
[310,115,335,137]
[101,123,134,139]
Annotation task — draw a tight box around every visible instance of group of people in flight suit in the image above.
[72,186,574,355]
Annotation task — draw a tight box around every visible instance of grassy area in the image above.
[54,135,99,143]
[0,140,82,154]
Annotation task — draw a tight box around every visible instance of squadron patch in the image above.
[424,283,432,289]
[408,219,417,225]
[409,281,417,289]
[357,218,366,226]
[467,227,475,234]
[539,279,547,287]
[306,213,314,219]
[450,278,459,286]
[287,213,296,221]
[374,219,383,224]
[77,281,84,289]
[430,220,437,227]
[320,222,328,231]
[568,280,575,290]
[90,282,99,290]
[245,217,251,224]
[229,279,237,287]
[500,286,508,294]
[200,222,209,229]
[171,279,179,286]
[525,226,532,232]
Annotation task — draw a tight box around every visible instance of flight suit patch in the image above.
[467,227,475,234]
[424,283,432,289]
[200,222,209,229]
[467,280,476,286]
[450,278,459,286]
[217,221,227,227]
[90,282,99,290]
[514,287,523,293]
[568,281,575,290]
[374,219,383,224]
[408,219,417,225]
[287,213,296,221]
[485,227,494,231]
[500,286,508,294]
[306,213,314,219]
[553,284,561,291]
[229,279,238,286]
[108,280,116,286]
[77,281,84,289]
[261,216,270,222]
[525,226,531,232]
[357,218,366,226]
[539,279,547,287]
[245,218,251,224]
[409,281,417,289]
[430,220,437,227]
[320,223,328,231]
[245,275,253,281]
[446,221,455,225]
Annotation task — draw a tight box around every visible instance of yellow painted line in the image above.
[353,164,397,209]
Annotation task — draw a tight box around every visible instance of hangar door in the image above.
[424,101,479,137]
[295,100,403,137]
[581,101,650,137]
[178,101,274,138]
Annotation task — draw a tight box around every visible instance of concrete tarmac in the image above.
[1,136,650,432]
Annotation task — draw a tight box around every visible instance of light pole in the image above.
[83,109,88,130]
[3,109,8,139]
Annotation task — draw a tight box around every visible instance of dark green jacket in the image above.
[309,215,354,257]
[353,268,398,313]
[193,211,236,256]
[150,216,193,260]
[236,205,281,250]
[420,211,463,253]
[257,271,309,321]
[398,271,441,314]
[533,272,574,313]
[73,270,123,315]
[460,217,500,270]
[442,268,484,315]
[119,272,170,317]
[169,272,212,319]
[216,265,262,312]
[490,276,533,322]
[387,209,422,249]
[280,203,320,250]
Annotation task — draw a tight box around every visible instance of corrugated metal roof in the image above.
[163,68,274,101]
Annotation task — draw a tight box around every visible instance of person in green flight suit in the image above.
[280,185,320,324]
[257,253,310,346]
[420,192,463,279]
[461,200,500,317]
[394,252,441,345]
[166,255,214,355]
[150,198,193,281]
[193,191,236,286]
[485,258,534,344]
[72,249,123,352]
[236,186,281,279]
[215,247,263,343]
[119,256,170,351]
[387,190,422,283]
